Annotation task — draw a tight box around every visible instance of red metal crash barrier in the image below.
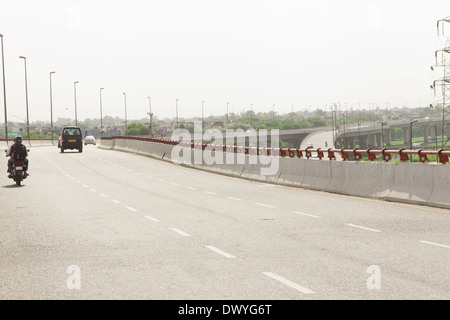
[101,136,450,164]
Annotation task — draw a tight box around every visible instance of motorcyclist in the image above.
[6,136,29,177]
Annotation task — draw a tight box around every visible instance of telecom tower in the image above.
[431,16,450,149]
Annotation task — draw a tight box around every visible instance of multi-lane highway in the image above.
[1,144,449,300]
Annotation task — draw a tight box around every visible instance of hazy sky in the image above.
[0,0,449,123]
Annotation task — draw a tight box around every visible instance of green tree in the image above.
[125,122,150,135]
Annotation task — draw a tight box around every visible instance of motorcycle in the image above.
[5,149,29,186]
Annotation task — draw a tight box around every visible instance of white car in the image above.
[84,135,96,145]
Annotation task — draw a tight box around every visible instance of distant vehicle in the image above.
[58,126,83,153]
[306,143,314,149]
[84,135,96,145]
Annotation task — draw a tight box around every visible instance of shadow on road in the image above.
[2,184,27,188]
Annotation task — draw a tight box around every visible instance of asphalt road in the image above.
[300,129,342,160]
[300,130,334,150]
[1,144,449,300]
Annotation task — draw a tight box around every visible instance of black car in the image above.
[58,126,83,153]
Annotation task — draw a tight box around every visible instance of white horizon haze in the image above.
[0,0,449,124]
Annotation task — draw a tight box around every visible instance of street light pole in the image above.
[0,34,8,145]
[176,99,179,126]
[341,114,346,147]
[74,81,79,127]
[99,88,104,134]
[250,103,253,127]
[432,124,438,150]
[377,121,386,147]
[73,81,79,126]
[18,56,30,146]
[147,96,153,135]
[329,106,335,145]
[123,92,127,132]
[202,100,205,123]
[410,120,418,162]
[357,103,361,147]
[49,72,56,144]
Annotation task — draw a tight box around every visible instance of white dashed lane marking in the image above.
[144,216,160,222]
[206,246,236,259]
[294,211,320,218]
[263,272,314,294]
[170,228,191,237]
[255,203,275,209]
[345,223,382,233]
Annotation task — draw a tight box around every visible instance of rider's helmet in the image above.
[14,136,23,143]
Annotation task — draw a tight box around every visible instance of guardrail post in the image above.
[418,149,428,163]
[381,148,391,162]
[352,148,362,161]
[366,148,376,161]
[341,149,349,161]
[327,148,335,160]
[305,148,311,159]
[438,149,449,164]
[288,148,296,158]
[398,148,409,162]
[317,148,324,160]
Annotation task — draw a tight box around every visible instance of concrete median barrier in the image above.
[98,138,114,149]
[329,161,391,199]
[428,165,450,208]
[387,163,439,207]
[276,157,303,186]
[100,137,450,209]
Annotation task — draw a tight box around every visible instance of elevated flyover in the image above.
[335,117,450,149]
